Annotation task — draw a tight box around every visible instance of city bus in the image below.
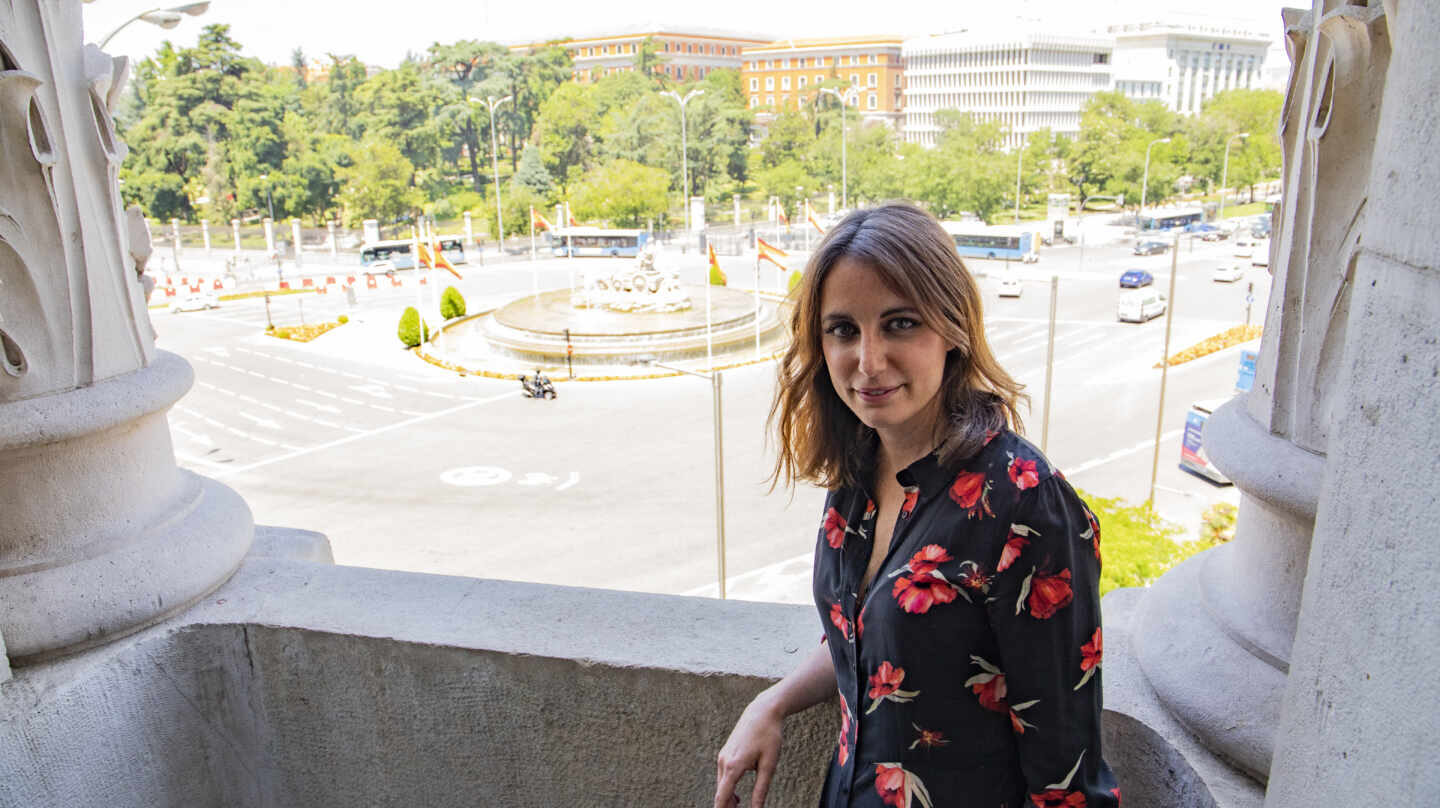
[550,227,649,258]
[1139,208,1204,232]
[360,237,467,270]
[939,222,1039,263]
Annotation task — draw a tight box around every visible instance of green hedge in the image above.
[1074,487,1227,597]
[397,306,430,348]
[440,286,466,320]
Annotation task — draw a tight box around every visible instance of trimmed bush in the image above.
[440,286,467,320]
[397,306,430,348]
[709,263,727,286]
[275,328,292,340]
[337,314,349,325]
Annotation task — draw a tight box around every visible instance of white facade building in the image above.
[1108,21,1272,115]
[902,30,1113,150]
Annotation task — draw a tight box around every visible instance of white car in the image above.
[1251,240,1271,267]
[1117,289,1167,322]
[998,275,1023,298]
[1213,265,1245,283]
[1233,239,1253,259]
[168,291,218,313]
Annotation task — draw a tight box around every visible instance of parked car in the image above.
[1251,241,1271,267]
[168,291,218,313]
[1119,269,1155,288]
[1133,240,1169,256]
[1213,265,1245,283]
[998,275,1023,298]
[1118,288,1167,322]
[1234,239,1254,259]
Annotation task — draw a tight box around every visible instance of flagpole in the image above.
[411,225,423,348]
[705,269,713,371]
[753,254,761,360]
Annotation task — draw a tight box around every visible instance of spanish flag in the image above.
[708,244,727,286]
[757,237,788,269]
[777,206,790,231]
[567,210,579,227]
[417,241,462,280]
[806,200,825,235]
[531,206,552,231]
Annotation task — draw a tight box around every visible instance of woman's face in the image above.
[819,257,952,455]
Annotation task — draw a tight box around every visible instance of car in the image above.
[168,291,218,313]
[1133,240,1169,256]
[998,275,1023,298]
[1199,229,1230,242]
[1117,288,1168,322]
[1213,265,1245,283]
[1119,269,1154,288]
[1252,240,1270,267]
[1234,239,1254,259]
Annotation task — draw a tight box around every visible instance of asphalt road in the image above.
[156,234,1265,603]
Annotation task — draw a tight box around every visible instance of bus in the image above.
[550,227,649,258]
[1139,208,1204,232]
[939,222,1039,263]
[360,237,467,270]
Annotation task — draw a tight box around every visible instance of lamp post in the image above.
[818,86,857,210]
[1014,147,1023,223]
[470,95,512,253]
[96,2,211,48]
[660,88,705,233]
[1139,136,1171,236]
[1219,132,1251,222]
[258,172,273,221]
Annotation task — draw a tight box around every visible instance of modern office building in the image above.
[510,27,769,83]
[740,36,906,127]
[1108,20,1272,115]
[901,29,1114,150]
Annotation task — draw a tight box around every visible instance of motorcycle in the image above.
[519,372,557,400]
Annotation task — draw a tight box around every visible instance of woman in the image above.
[714,204,1119,808]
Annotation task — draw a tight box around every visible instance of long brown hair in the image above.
[769,203,1028,491]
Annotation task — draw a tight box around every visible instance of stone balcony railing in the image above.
[0,529,1255,807]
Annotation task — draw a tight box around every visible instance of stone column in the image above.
[327,220,337,257]
[263,217,275,254]
[463,211,473,247]
[0,0,253,664]
[201,218,211,254]
[291,217,303,267]
[231,217,241,253]
[733,193,740,227]
[170,217,180,249]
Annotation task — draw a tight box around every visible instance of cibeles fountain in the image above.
[0,6,252,664]
[439,245,789,375]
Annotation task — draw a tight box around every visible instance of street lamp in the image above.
[97,2,211,48]
[1139,136,1171,236]
[470,95,512,251]
[660,88,705,233]
[258,172,273,220]
[1014,147,1023,224]
[1219,132,1251,222]
[818,86,857,210]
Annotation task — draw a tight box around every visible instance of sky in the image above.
[83,0,1302,69]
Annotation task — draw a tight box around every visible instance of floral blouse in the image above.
[812,430,1120,808]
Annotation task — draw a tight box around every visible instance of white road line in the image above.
[209,389,524,478]
[174,452,233,471]
[296,398,342,414]
[340,397,364,405]
[236,411,281,429]
[171,423,214,447]
[231,346,472,400]
[1065,429,1186,476]
[398,409,426,417]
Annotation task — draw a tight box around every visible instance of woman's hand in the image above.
[713,693,785,808]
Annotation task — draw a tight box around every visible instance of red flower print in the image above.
[1075,627,1103,690]
[875,764,933,808]
[1009,698,1039,734]
[837,700,852,767]
[856,607,865,639]
[1112,786,1122,802]
[964,655,1008,713]
[1008,455,1040,490]
[949,471,994,518]
[999,523,1039,572]
[1026,568,1074,619]
[900,486,919,519]
[908,724,950,750]
[957,560,993,595]
[1083,507,1102,561]
[830,602,852,640]
[905,544,952,576]
[863,498,876,522]
[892,574,960,614]
[823,507,848,549]
[1030,789,1086,807]
[866,661,920,714]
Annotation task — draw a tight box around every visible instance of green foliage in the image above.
[275,328,292,339]
[1199,502,1238,544]
[397,306,431,347]
[514,142,554,196]
[756,160,819,210]
[337,314,349,324]
[571,159,669,227]
[337,137,421,226]
[709,262,727,286]
[1076,488,1218,596]
[787,270,803,292]
[440,286,467,319]
[903,113,1012,221]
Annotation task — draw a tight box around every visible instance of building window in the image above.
[867,72,877,87]
[868,54,877,65]
[816,74,824,85]
[850,73,859,86]
[750,96,758,108]
[767,95,775,106]
[1094,53,1108,64]
[868,92,877,109]
[765,77,774,90]
[781,76,791,90]
[750,77,758,91]
[798,75,807,88]
[782,58,790,69]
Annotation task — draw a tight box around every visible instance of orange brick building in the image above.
[511,28,770,83]
[740,36,906,127]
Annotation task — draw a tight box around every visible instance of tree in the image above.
[755,159,819,210]
[760,110,814,170]
[570,159,669,227]
[427,40,508,192]
[536,82,597,193]
[397,306,430,348]
[905,112,1012,221]
[337,138,421,226]
[1188,89,1283,202]
[514,142,554,196]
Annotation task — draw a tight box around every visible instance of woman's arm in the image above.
[713,642,836,808]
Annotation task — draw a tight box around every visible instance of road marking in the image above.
[231,346,473,400]
[348,383,393,399]
[440,466,513,487]
[1065,429,1186,476]
[296,398,342,414]
[175,452,233,471]
[171,422,214,447]
[209,389,524,478]
[340,396,364,405]
[237,411,281,429]
[681,551,814,600]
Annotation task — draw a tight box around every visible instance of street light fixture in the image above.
[1139,137,1172,236]
[469,95,512,251]
[1219,132,1251,222]
[660,88,705,233]
[97,2,211,48]
[818,86,858,211]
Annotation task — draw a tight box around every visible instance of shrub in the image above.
[1075,487,1218,597]
[397,306,430,348]
[337,314,349,325]
[709,263,728,286]
[787,270,803,292]
[275,328,292,340]
[1199,501,1238,544]
[440,286,467,319]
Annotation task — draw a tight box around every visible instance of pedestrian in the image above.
[713,203,1119,808]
